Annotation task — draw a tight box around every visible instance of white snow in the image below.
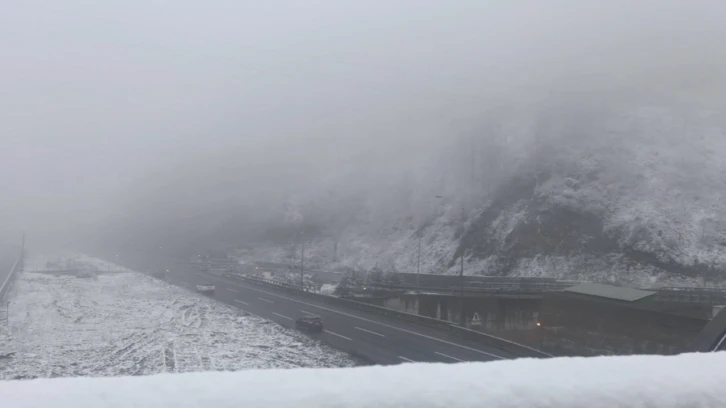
[0,255,357,380]
[1,352,725,408]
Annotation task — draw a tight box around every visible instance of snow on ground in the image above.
[2,352,725,408]
[0,255,358,380]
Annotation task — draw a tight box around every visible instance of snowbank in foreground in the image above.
[2,352,725,408]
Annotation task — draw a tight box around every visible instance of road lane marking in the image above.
[196,272,504,360]
[435,352,464,362]
[233,300,249,306]
[273,312,293,320]
[355,327,385,337]
[325,330,352,341]
[399,356,416,363]
[258,297,275,304]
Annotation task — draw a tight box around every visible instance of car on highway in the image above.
[295,315,323,333]
[151,269,168,281]
[195,283,216,295]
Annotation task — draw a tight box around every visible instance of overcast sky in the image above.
[1,0,725,246]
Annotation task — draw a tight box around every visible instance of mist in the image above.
[2,1,725,255]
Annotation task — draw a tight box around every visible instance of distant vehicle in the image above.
[295,315,323,333]
[151,269,168,280]
[196,283,216,295]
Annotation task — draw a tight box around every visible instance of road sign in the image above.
[471,312,481,326]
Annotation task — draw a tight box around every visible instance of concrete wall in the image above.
[533,293,708,356]
[386,294,540,331]
[372,291,709,356]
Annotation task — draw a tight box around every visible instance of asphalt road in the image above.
[109,251,515,365]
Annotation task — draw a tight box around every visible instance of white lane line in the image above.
[197,273,504,360]
[258,297,275,304]
[273,312,293,321]
[300,310,317,315]
[435,352,464,362]
[325,330,353,341]
[399,356,416,363]
[355,327,385,337]
[233,300,249,306]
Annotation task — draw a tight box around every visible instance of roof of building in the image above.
[563,282,656,302]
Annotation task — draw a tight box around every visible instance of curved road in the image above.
[111,251,516,365]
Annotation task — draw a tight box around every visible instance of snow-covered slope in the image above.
[240,103,726,287]
[2,352,725,408]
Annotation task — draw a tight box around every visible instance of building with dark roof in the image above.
[537,283,707,356]
[562,282,656,303]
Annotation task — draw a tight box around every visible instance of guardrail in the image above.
[653,288,726,306]
[246,269,726,307]
[1,252,23,302]
[223,272,551,359]
[345,281,726,305]
[357,281,571,295]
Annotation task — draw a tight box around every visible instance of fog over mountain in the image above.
[2,1,725,284]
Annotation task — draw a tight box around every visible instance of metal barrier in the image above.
[341,280,726,305]
[223,272,551,359]
[357,281,571,295]
[0,252,23,302]
[654,287,726,305]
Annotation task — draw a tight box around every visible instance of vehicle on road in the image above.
[295,315,323,333]
[151,269,168,280]
[196,283,216,295]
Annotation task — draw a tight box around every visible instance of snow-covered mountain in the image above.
[236,102,726,287]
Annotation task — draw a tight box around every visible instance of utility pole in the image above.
[416,236,421,287]
[300,233,305,287]
[459,212,466,326]
[460,252,465,325]
[20,233,25,271]
[416,195,444,288]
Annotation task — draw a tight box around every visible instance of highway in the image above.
[110,251,516,365]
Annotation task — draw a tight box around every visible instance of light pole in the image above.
[300,232,305,287]
[416,196,444,288]
[459,209,466,326]
[416,236,421,287]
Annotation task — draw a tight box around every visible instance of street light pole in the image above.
[416,236,421,287]
[460,250,465,325]
[459,214,466,326]
[300,233,305,287]
[416,195,444,288]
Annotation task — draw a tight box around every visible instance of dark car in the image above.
[295,316,323,333]
[151,270,168,280]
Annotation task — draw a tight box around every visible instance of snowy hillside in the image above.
[238,103,726,287]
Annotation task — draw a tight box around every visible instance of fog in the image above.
[2,1,725,253]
